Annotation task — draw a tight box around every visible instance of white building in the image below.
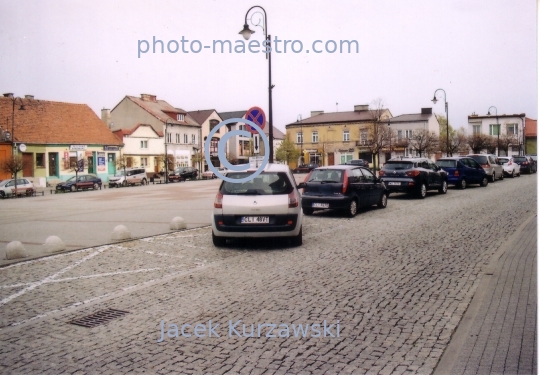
[468,112,526,156]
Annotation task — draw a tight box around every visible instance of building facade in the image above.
[468,113,527,156]
[187,109,226,171]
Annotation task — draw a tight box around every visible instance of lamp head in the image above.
[239,24,255,40]
[431,96,438,104]
[487,111,491,116]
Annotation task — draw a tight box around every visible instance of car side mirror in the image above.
[297,182,306,189]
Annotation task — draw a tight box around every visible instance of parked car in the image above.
[497,156,521,178]
[298,165,387,217]
[211,163,303,247]
[379,157,448,198]
[514,156,536,174]
[202,167,228,179]
[169,167,198,182]
[342,159,370,167]
[467,154,504,182]
[293,163,318,173]
[436,157,489,188]
[56,174,102,192]
[109,167,148,187]
[0,178,34,197]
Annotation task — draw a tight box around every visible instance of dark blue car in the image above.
[435,157,489,189]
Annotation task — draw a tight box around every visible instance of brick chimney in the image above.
[101,109,111,128]
[141,94,157,102]
[354,105,369,111]
[3,93,14,98]
[421,108,432,115]
[24,95,34,99]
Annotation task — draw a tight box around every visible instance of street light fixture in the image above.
[239,5,274,163]
[165,118,174,184]
[431,89,449,156]
[487,106,500,156]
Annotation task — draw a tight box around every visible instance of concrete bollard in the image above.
[112,225,131,241]
[44,235,66,253]
[6,241,27,260]
[170,216,187,230]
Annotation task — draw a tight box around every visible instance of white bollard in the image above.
[44,235,66,253]
[170,216,187,230]
[112,225,131,241]
[6,241,27,260]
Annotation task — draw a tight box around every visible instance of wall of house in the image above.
[0,144,12,180]
[110,98,163,132]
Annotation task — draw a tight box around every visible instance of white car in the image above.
[0,178,34,198]
[202,167,228,179]
[211,163,303,247]
[498,157,521,178]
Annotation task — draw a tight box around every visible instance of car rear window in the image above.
[383,162,414,170]
[436,160,457,168]
[498,158,510,164]
[220,172,293,195]
[514,157,527,162]
[307,169,343,183]
[469,155,488,164]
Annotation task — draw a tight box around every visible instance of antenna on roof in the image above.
[336,102,338,112]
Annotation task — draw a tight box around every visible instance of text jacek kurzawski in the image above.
[157,320,341,342]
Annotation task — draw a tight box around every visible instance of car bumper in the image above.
[446,176,462,185]
[212,214,301,237]
[380,178,417,193]
[301,195,352,210]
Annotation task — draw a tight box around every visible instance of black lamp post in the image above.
[519,114,525,155]
[487,106,499,156]
[239,5,274,163]
[431,89,449,156]
[297,114,303,165]
[388,119,392,160]
[165,118,174,183]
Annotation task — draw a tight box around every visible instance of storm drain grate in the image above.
[68,308,129,328]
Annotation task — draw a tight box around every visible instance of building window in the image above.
[184,134,188,143]
[507,123,517,135]
[340,153,353,164]
[175,134,180,143]
[296,132,303,144]
[405,130,413,139]
[312,131,318,143]
[141,157,148,167]
[140,140,148,149]
[177,114,185,121]
[167,133,172,143]
[489,124,500,136]
[343,131,350,142]
[36,153,45,168]
[397,130,402,140]
[192,134,196,144]
[210,119,220,133]
[361,129,368,145]
[472,125,481,134]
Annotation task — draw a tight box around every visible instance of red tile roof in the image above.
[0,97,123,146]
[525,118,537,136]
[187,109,217,125]
[117,96,200,128]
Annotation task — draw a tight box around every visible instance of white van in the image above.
[109,168,147,187]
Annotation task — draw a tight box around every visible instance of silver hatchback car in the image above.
[467,154,504,182]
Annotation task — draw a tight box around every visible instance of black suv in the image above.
[379,157,448,199]
[298,165,388,217]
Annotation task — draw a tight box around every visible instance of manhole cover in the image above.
[68,308,129,328]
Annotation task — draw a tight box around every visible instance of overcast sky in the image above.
[1,0,537,133]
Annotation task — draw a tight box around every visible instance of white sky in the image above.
[1,0,537,132]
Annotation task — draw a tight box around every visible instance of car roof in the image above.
[387,157,429,162]
[243,163,292,173]
[437,156,473,160]
[314,165,363,170]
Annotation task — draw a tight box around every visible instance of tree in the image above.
[69,156,88,181]
[276,139,300,165]
[410,129,439,157]
[467,133,493,153]
[367,99,391,173]
[498,133,519,156]
[1,154,28,191]
[116,155,137,178]
[440,127,469,156]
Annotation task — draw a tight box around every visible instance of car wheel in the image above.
[480,177,488,187]
[491,173,496,182]
[70,185,76,192]
[141,178,147,185]
[377,193,387,208]
[346,199,358,217]
[0,191,4,198]
[122,180,127,187]
[499,172,504,180]
[212,232,227,247]
[518,171,521,177]
[459,179,467,189]
[511,170,515,178]
[302,207,314,215]
[290,227,302,247]
[438,180,448,194]
[93,183,99,190]
[417,183,427,199]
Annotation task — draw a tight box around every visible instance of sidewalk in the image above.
[435,215,537,375]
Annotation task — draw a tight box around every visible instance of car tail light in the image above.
[481,163,489,168]
[406,170,420,177]
[288,191,299,208]
[342,170,349,193]
[522,161,529,165]
[454,170,460,176]
[379,170,385,176]
[214,191,223,208]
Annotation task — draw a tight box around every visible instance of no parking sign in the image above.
[245,107,266,134]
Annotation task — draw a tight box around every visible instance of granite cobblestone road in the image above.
[0,174,536,374]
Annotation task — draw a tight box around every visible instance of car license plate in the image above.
[312,203,329,208]
[241,216,269,224]
[388,182,401,186]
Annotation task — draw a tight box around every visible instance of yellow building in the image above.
[285,105,392,168]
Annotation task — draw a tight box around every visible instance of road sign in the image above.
[245,106,266,135]
[253,134,260,154]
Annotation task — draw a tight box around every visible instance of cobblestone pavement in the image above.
[0,174,536,374]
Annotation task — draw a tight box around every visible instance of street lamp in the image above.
[297,114,303,165]
[239,5,275,163]
[165,118,174,183]
[487,106,499,156]
[388,119,392,160]
[431,89,449,156]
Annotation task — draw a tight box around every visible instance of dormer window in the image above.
[177,114,185,121]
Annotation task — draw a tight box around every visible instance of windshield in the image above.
[383,162,414,170]
[220,172,293,195]
[307,169,343,183]
[498,158,510,164]
[436,160,456,168]
[0,180,9,187]
[114,170,125,177]
[469,155,488,164]
[66,176,77,182]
